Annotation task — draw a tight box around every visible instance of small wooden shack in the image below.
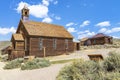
[74,42,80,51]
[80,38,89,46]
[89,33,113,45]
[1,46,12,55]
[80,33,113,46]
[88,54,103,61]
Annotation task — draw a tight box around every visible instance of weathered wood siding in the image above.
[15,41,24,50]
[8,41,25,60]
[29,37,74,57]
[89,37,113,45]
[9,50,25,60]
[90,37,105,45]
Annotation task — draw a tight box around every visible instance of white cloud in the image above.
[98,28,107,33]
[112,36,120,39]
[42,0,50,6]
[53,1,58,5]
[55,16,61,20]
[0,27,16,35]
[95,21,111,27]
[67,27,77,33]
[78,30,89,34]
[16,1,49,18]
[78,30,95,39]
[16,0,60,23]
[42,17,53,23]
[98,27,120,34]
[73,39,80,42]
[29,5,48,18]
[106,27,120,34]
[16,2,29,13]
[66,22,75,27]
[80,20,90,27]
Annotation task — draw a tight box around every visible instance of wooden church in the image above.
[9,6,74,59]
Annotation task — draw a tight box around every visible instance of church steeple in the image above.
[21,5,29,21]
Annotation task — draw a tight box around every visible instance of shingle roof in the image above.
[12,34,24,41]
[80,37,88,42]
[22,20,73,38]
[90,33,111,39]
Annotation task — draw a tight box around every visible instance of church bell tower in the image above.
[21,5,29,21]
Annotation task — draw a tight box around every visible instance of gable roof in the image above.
[21,20,73,38]
[80,37,88,42]
[12,34,24,41]
[90,33,111,39]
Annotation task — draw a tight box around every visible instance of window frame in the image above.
[39,38,43,50]
[53,38,57,49]
[65,39,68,49]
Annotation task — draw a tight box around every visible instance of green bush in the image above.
[1,54,8,62]
[4,58,24,69]
[4,58,50,70]
[21,58,51,70]
[104,51,120,72]
[57,52,120,80]
[57,59,104,80]
[105,72,120,80]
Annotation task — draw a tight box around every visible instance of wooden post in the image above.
[43,47,46,57]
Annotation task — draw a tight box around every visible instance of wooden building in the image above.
[1,46,12,55]
[88,54,103,61]
[80,38,89,46]
[74,42,80,51]
[10,6,74,59]
[80,33,113,46]
[89,33,113,45]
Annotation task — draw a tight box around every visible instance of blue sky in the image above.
[0,0,120,41]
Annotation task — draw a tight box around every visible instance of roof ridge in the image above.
[22,20,64,28]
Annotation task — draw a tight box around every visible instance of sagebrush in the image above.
[4,58,51,70]
[21,58,51,70]
[57,51,120,80]
[4,58,24,69]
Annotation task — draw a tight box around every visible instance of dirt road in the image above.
[0,63,69,80]
[0,48,119,80]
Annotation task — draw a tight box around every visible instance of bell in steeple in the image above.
[21,5,29,21]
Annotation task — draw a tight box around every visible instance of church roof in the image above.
[12,33,24,41]
[21,20,73,38]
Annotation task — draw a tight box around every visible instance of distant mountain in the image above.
[0,41,11,50]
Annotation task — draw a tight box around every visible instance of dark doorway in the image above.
[25,51,29,56]
[76,43,80,51]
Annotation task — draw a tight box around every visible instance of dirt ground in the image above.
[0,48,120,80]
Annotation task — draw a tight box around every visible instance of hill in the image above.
[0,41,11,50]
[0,41,11,55]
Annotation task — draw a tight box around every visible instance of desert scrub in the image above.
[21,58,51,70]
[4,58,24,69]
[105,71,120,80]
[57,51,120,80]
[1,54,8,62]
[56,59,104,80]
[104,51,120,72]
